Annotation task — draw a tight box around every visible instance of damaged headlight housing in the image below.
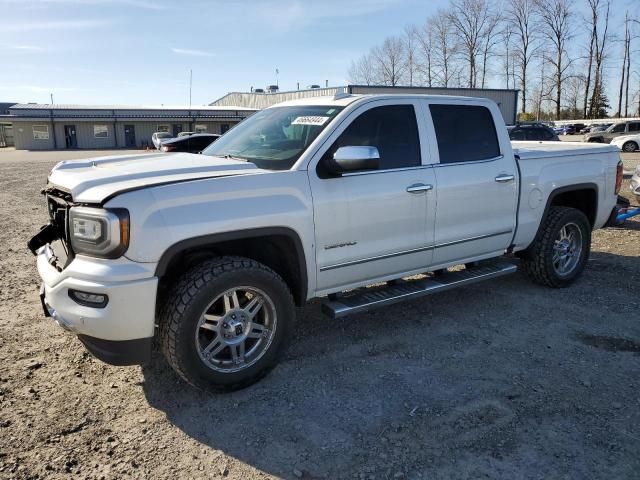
[68,207,129,258]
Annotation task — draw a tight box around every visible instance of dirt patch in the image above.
[1,150,640,479]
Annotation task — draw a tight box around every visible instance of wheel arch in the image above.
[155,227,308,306]
[519,183,598,255]
[622,140,639,151]
[545,183,599,228]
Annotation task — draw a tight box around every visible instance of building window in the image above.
[220,124,230,134]
[195,124,207,133]
[157,125,170,133]
[94,125,109,138]
[33,125,49,140]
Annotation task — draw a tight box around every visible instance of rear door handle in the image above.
[495,174,515,183]
[406,183,433,193]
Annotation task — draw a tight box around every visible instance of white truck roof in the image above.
[271,93,495,108]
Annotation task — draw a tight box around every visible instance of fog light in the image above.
[68,289,108,308]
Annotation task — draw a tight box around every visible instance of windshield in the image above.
[202,105,343,170]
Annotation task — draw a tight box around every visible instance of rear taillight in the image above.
[615,160,623,194]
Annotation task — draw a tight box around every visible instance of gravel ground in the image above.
[0,148,639,480]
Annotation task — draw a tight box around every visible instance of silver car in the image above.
[584,121,640,143]
[152,131,173,150]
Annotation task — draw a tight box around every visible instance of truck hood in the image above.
[47,152,263,204]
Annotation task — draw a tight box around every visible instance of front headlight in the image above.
[68,207,129,258]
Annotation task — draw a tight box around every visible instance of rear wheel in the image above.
[159,256,295,392]
[520,207,591,288]
[622,141,638,153]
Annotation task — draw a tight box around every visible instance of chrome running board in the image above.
[321,261,517,319]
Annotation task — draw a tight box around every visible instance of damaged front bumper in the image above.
[33,242,158,366]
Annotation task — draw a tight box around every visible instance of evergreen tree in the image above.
[588,83,610,118]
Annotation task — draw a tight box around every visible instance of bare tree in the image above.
[565,75,586,119]
[583,0,598,117]
[448,0,493,88]
[479,8,502,88]
[430,10,457,87]
[416,20,435,87]
[535,0,574,120]
[403,26,419,86]
[587,0,611,118]
[624,21,633,117]
[505,0,539,114]
[372,36,407,86]
[347,51,378,85]
[616,12,630,117]
[501,23,515,89]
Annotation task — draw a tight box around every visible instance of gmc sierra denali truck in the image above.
[28,94,623,392]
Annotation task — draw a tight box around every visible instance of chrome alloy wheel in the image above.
[552,222,583,276]
[195,287,277,373]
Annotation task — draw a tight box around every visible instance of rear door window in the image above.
[429,104,500,163]
[628,123,640,133]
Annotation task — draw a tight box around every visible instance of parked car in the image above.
[583,124,612,134]
[560,124,586,135]
[508,123,559,141]
[584,120,640,143]
[160,133,220,153]
[152,131,172,149]
[578,124,609,134]
[28,94,622,391]
[554,125,579,135]
[610,133,640,152]
[177,131,194,137]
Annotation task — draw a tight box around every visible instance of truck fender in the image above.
[154,227,308,304]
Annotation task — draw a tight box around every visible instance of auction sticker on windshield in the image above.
[292,116,330,126]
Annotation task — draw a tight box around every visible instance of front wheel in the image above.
[622,141,638,152]
[159,256,295,392]
[520,207,591,288]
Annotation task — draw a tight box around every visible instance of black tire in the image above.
[622,141,638,153]
[520,207,591,288]
[158,256,295,392]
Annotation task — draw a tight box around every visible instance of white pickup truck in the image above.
[29,94,623,391]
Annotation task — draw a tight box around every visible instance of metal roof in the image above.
[10,103,257,111]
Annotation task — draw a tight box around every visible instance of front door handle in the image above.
[406,183,434,193]
[495,174,515,183]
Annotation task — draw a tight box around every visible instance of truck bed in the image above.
[510,140,620,251]
[512,141,619,160]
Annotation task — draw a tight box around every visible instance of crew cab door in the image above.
[425,102,518,266]
[308,100,436,294]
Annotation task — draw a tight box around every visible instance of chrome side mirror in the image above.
[329,146,380,174]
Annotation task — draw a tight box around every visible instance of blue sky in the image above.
[0,0,633,110]
[0,0,447,106]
